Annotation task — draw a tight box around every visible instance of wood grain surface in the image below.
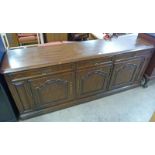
[0,34,154,74]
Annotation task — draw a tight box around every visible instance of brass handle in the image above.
[41,71,47,76]
[95,62,106,66]
[95,62,100,66]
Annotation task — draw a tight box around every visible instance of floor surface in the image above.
[25,81,155,122]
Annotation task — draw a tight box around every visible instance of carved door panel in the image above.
[76,64,112,98]
[109,57,144,89]
[27,72,74,109]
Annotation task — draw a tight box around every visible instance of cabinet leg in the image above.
[142,75,150,88]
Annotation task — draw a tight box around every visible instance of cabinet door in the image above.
[12,72,74,113]
[109,57,145,89]
[76,64,112,98]
[28,72,74,109]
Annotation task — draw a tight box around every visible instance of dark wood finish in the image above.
[145,52,155,78]
[77,63,112,98]
[1,34,154,74]
[0,34,154,119]
[5,64,75,114]
[110,56,150,89]
[28,72,74,108]
[138,33,155,87]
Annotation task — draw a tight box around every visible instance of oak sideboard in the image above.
[0,34,154,119]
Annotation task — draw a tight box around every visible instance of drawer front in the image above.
[8,63,75,80]
[134,49,153,57]
[114,49,153,62]
[114,52,135,61]
[77,57,112,69]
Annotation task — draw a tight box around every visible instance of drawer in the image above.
[114,49,153,61]
[134,49,153,57]
[8,63,75,81]
[114,52,134,61]
[77,57,112,69]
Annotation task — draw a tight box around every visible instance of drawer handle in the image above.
[41,71,48,75]
[95,61,111,66]
[95,62,100,66]
[95,62,105,66]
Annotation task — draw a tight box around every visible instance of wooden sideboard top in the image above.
[0,34,154,74]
